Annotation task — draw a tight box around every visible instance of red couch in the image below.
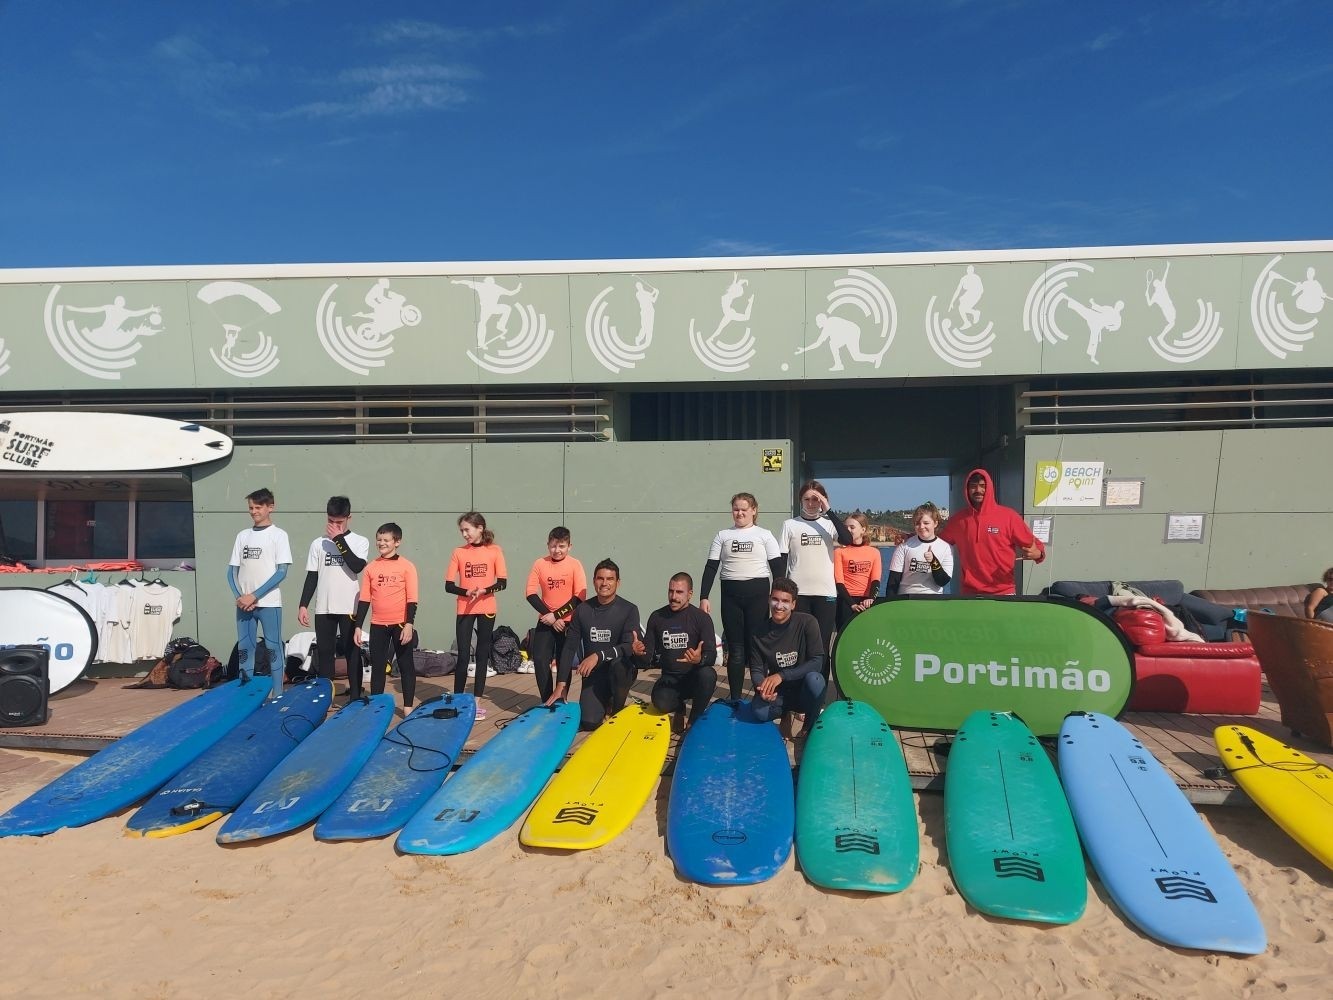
[1113,607,1261,715]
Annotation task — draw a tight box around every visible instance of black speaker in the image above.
[0,646,50,727]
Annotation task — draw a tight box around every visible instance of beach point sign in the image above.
[833,596,1134,736]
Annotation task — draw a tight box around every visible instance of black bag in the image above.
[224,642,272,681]
[131,641,220,689]
[415,649,458,677]
[167,653,225,689]
[490,625,522,675]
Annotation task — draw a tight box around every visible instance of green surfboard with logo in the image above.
[944,710,1086,924]
[833,597,1134,736]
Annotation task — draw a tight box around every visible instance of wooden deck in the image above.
[2,670,1329,806]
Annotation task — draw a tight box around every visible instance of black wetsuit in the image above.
[559,595,644,729]
[643,603,718,725]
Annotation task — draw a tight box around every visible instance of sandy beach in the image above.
[1,737,1329,1000]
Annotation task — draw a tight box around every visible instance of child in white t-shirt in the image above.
[887,502,954,595]
[227,487,292,699]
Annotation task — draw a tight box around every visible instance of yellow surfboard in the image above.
[1214,725,1333,871]
[520,703,672,850]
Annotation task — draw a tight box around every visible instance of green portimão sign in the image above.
[833,597,1135,736]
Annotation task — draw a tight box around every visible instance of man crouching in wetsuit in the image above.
[552,558,645,730]
[747,577,825,736]
[640,571,718,733]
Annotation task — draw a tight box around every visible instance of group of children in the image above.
[225,481,970,737]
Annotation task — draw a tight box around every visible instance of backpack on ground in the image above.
[490,625,522,675]
[129,639,221,689]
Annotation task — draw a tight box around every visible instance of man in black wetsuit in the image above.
[748,577,826,733]
[640,572,718,732]
[555,558,645,729]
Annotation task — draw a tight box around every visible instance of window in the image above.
[0,500,37,561]
[136,501,195,559]
[45,500,130,560]
[0,476,194,566]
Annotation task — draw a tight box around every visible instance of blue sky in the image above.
[1,0,1330,268]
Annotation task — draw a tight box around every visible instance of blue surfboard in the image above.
[667,700,795,885]
[315,693,476,841]
[0,678,270,838]
[216,694,395,844]
[396,701,579,856]
[1058,712,1266,954]
[125,678,333,837]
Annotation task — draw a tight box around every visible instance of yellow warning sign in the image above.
[761,448,784,473]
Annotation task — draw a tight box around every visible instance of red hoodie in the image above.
[937,468,1045,596]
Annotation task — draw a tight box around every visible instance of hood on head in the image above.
[964,467,996,513]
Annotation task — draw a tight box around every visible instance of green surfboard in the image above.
[834,596,1134,736]
[944,710,1086,924]
[795,700,919,893]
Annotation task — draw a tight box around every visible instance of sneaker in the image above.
[475,705,488,721]
[517,662,535,674]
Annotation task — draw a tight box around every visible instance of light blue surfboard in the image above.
[315,692,476,841]
[396,701,580,856]
[0,678,270,838]
[945,710,1086,924]
[795,699,919,893]
[216,694,395,844]
[667,700,795,885]
[1058,712,1266,954]
[125,678,333,837]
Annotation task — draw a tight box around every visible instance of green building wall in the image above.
[1022,427,1333,594]
[189,439,794,658]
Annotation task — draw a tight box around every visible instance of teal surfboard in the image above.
[795,699,919,893]
[944,710,1086,924]
[834,597,1134,736]
[125,678,333,837]
[397,701,580,855]
[315,693,476,841]
[666,700,795,885]
[0,678,270,838]
[216,694,395,844]
[1059,712,1266,954]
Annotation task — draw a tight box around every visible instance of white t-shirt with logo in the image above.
[132,582,184,661]
[229,525,293,609]
[304,532,369,615]
[889,535,955,595]
[707,525,782,581]
[779,516,840,598]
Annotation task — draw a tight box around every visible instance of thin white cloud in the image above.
[1144,59,1333,114]
[373,17,558,46]
[698,238,784,256]
[152,33,263,108]
[270,59,478,117]
[851,188,1170,251]
[856,130,900,151]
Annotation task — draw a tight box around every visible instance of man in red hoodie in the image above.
[937,468,1044,596]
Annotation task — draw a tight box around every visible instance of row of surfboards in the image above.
[0,680,1327,957]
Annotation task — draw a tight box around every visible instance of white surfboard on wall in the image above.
[0,412,232,473]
